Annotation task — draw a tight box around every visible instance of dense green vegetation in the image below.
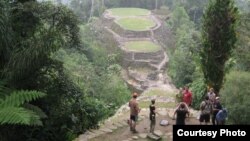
[0,0,130,140]
[109,8,150,17]
[116,18,155,31]
[124,41,161,52]
[0,1,250,140]
[220,71,250,124]
[166,0,249,118]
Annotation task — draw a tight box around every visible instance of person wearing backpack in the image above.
[216,108,228,125]
[199,96,212,125]
[212,97,222,125]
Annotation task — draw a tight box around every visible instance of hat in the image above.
[215,97,220,100]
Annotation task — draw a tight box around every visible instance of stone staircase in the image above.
[74,8,200,141]
[75,86,200,141]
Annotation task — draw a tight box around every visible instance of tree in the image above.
[0,0,12,71]
[234,5,250,71]
[200,0,238,93]
[1,1,79,88]
[167,6,191,33]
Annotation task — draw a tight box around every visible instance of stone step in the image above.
[107,125,118,130]
[113,122,124,128]
[132,136,139,140]
[99,128,113,133]
[90,129,105,136]
[147,133,162,141]
[139,133,148,139]
[78,134,88,141]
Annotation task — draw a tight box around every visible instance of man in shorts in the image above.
[128,92,140,133]
[199,96,212,125]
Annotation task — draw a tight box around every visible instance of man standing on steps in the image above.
[128,92,141,133]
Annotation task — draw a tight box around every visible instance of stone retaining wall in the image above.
[111,22,152,38]
[133,50,164,60]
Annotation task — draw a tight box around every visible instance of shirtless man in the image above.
[128,92,140,133]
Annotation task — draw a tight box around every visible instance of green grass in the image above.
[109,8,150,17]
[139,101,175,108]
[124,41,161,52]
[116,18,155,31]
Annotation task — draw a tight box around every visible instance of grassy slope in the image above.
[116,18,155,31]
[109,8,150,17]
[124,41,161,52]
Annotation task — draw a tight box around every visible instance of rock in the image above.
[159,120,169,126]
[78,134,88,141]
[90,130,105,136]
[147,133,161,141]
[132,136,139,140]
[154,130,163,137]
[127,138,133,141]
[114,122,124,127]
[139,133,147,138]
[120,121,128,126]
[100,128,113,133]
[108,125,118,130]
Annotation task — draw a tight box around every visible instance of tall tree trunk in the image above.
[155,0,158,10]
[88,0,94,23]
[102,0,104,8]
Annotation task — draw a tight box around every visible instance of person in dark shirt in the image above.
[216,108,227,125]
[149,99,156,133]
[212,97,222,125]
[173,102,190,125]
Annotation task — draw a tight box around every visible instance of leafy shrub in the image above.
[190,78,206,110]
[220,71,250,124]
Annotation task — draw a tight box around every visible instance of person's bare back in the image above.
[129,99,139,116]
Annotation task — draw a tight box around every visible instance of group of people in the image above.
[199,88,227,125]
[174,87,228,125]
[127,87,228,134]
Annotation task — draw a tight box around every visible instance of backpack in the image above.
[202,101,211,115]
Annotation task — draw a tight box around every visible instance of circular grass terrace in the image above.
[116,17,155,31]
[108,8,150,17]
[123,41,161,52]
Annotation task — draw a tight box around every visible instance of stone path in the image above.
[75,8,201,141]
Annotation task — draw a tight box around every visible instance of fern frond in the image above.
[0,90,46,108]
[0,107,42,126]
[23,103,47,118]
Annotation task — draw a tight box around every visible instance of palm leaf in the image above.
[0,107,42,126]
[0,90,46,108]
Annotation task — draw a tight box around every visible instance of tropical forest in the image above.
[0,0,249,141]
